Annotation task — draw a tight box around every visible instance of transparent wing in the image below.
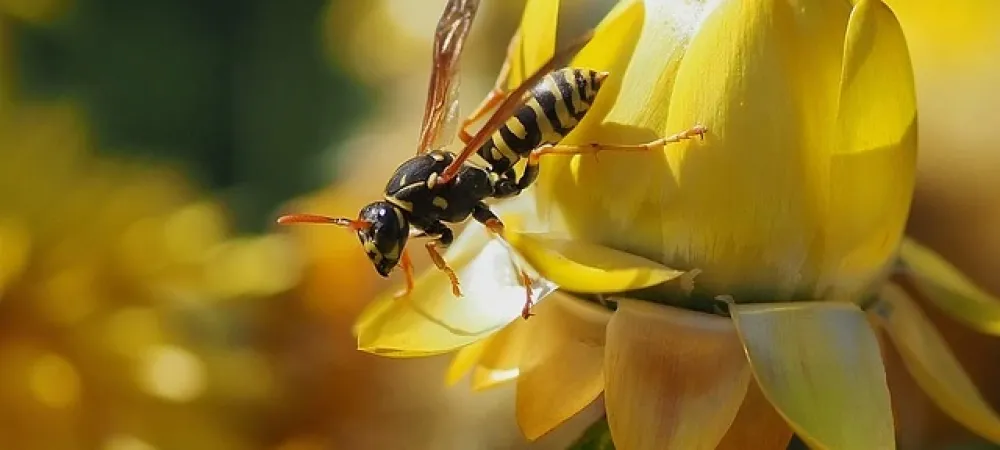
[416,0,480,154]
[432,72,462,150]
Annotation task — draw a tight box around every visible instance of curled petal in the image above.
[354,197,558,356]
[506,0,559,87]
[873,283,1000,444]
[898,238,1000,335]
[838,0,917,158]
[563,0,645,136]
[470,366,520,392]
[472,320,527,391]
[536,0,646,230]
[604,299,749,450]
[731,302,895,450]
[824,0,917,295]
[504,231,686,293]
[445,339,487,386]
[515,293,610,441]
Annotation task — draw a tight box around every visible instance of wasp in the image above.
[277,0,706,319]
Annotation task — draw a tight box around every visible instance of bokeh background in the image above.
[0,0,997,449]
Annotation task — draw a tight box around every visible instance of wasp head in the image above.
[356,201,409,277]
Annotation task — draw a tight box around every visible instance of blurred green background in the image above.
[13,0,367,230]
[1,0,999,449]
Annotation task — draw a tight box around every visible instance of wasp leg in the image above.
[472,202,504,235]
[519,269,535,320]
[460,89,507,144]
[534,125,708,156]
[458,32,519,144]
[417,222,462,297]
[393,247,416,299]
[511,126,707,192]
[472,202,534,319]
[427,240,461,297]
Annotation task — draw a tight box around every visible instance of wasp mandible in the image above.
[277,0,706,319]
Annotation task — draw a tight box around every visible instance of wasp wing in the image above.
[416,0,480,155]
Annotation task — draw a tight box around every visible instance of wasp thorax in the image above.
[357,201,409,277]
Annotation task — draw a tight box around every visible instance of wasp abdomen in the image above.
[478,68,606,173]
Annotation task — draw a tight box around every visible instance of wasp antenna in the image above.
[329,218,352,226]
[276,213,341,225]
[276,214,372,232]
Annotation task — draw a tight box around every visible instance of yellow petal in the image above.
[535,0,646,227]
[716,381,793,450]
[472,319,527,391]
[658,0,850,298]
[506,0,559,88]
[731,302,895,450]
[354,197,557,356]
[561,0,644,135]
[445,339,487,386]
[873,283,1000,443]
[604,299,750,450]
[504,231,685,293]
[475,321,525,369]
[898,237,1000,335]
[471,366,520,391]
[838,0,916,158]
[515,293,610,441]
[823,0,917,296]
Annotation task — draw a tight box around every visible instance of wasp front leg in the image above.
[393,247,417,299]
[415,221,462,297]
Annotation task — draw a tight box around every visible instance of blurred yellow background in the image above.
[885,1,1000,449]
[0,0,997,449]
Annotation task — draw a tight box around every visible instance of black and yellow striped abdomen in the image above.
[478,68,607,173]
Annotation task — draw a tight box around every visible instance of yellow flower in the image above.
[354,0,1000,448]
[540,0,919,305]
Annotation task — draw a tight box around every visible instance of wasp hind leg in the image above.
[459,32,519,144]
[460,89,507,145]
[532,125,707,159]
[472,202,535,320]
[507,126,707,193]
[518,269,535,319]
